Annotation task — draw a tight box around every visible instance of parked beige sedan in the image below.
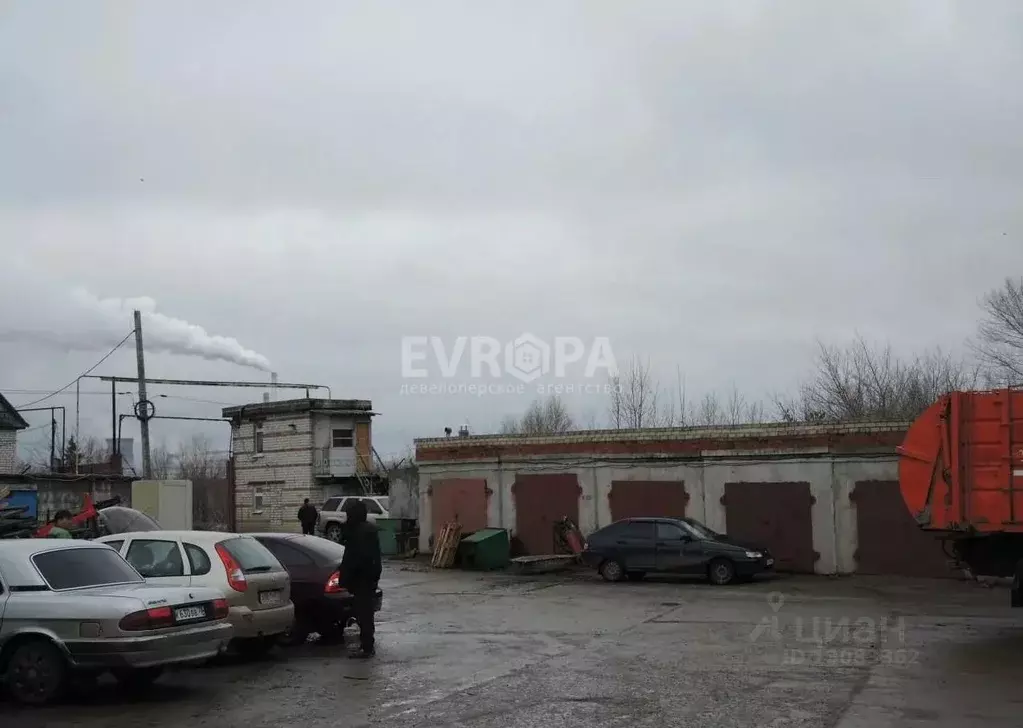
[97,531,293,656]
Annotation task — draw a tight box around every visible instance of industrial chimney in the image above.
[458,424,470,438]
[270,371,279,401]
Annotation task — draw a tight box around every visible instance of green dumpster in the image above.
[378,528,398,556]
[375,518,402,532]
[375,519,403,556]
[458,528,510,570]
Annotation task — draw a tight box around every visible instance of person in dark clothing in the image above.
[338,498,381,658]
[297,498,318,535]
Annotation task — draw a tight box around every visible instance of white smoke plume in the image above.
[0,259,271,372]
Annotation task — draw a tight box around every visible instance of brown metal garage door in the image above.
[512,474,581,555]
[430,478,490,543]
[722,482,818,573]
[610,480,688,522]
[851,480,952,578]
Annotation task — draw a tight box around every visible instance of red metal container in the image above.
[899,388,1023,533]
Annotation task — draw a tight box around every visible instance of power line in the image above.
[5,389,247,407]
[14,330,136,408]
[3,389,123,396]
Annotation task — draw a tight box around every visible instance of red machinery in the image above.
[33,494,100,538]
[898,387,1023,604]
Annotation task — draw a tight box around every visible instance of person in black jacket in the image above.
[339,498,381,658]
[297,498,318,535]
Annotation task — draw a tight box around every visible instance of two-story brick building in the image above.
[0,392,29,474]
[222,398,379,532]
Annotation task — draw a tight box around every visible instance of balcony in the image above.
[313,447,366,478]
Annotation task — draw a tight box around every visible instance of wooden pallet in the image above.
[431,522,462,568]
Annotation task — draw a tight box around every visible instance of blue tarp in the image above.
[3,490,38,519]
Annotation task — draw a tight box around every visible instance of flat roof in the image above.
[222,398,377,420]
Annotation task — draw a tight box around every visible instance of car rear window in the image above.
[218,537,283,573]
[296,536,346,563]
[33,547,144,590]
[323,497,342,511]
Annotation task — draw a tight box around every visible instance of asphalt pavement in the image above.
[8,563,1023,727]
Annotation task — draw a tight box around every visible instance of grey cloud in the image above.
[2,1,1023,456]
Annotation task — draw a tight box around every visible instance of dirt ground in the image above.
[8,564,1023,727]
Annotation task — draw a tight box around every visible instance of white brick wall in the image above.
[0,430,17,474]
[231,413,316,532]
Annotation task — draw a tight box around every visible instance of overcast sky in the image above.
[2,1,1022,461]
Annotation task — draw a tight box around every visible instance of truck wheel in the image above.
[1012,560,1023,608]
[4,639,69,705]
[324,523,343,542]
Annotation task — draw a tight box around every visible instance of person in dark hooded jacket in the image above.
[297,498,318,535]
[338,498,381,657]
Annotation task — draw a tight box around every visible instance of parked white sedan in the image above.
[0,540,232,705]
[97,531,294,656]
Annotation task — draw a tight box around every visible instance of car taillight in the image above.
[119,606,175,631]
[325,570,344,594]
[215,542,248,592]
[212,598,229,619]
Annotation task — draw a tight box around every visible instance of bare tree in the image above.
[684,386,767,427]
[690,392,723,427]
[499,414,522,435]
[149,444,174,479]
[380,445,417,473]
[77,436,111,464]
[608,356,674,428]
[776,336,979,423]
[974,277,1023,384]
[502,395,575,435]
[175,434,227,480]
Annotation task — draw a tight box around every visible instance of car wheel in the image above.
[283,620,312,646]
[5,639,69,706]
[708,558,736,586]
[626,571,646,581]
[113,666,164,690]
[324,522,343,542]
[599,559,626,582]
[317,622,347,644]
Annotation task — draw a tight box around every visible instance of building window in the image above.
[254,422,264,454]
[253,488,264,511]
[332,428,353,448]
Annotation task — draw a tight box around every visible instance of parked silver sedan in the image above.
[0,539,232,705]
[97,531,294,656]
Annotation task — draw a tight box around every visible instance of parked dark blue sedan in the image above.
[581,517,774,585]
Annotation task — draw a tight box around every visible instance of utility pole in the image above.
[134,310,152,478]
[111,379,117,457]
[50,412,56,472]
[75,378,80,474]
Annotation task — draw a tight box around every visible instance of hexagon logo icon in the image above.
[505,333,550,383]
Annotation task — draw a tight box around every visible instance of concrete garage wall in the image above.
[415,422,915,575]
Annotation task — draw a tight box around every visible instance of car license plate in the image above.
[259,590,283,606]
[766,558,774,566]
[175,606,207,622]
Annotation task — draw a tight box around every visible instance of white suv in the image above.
[317,496,389,542]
